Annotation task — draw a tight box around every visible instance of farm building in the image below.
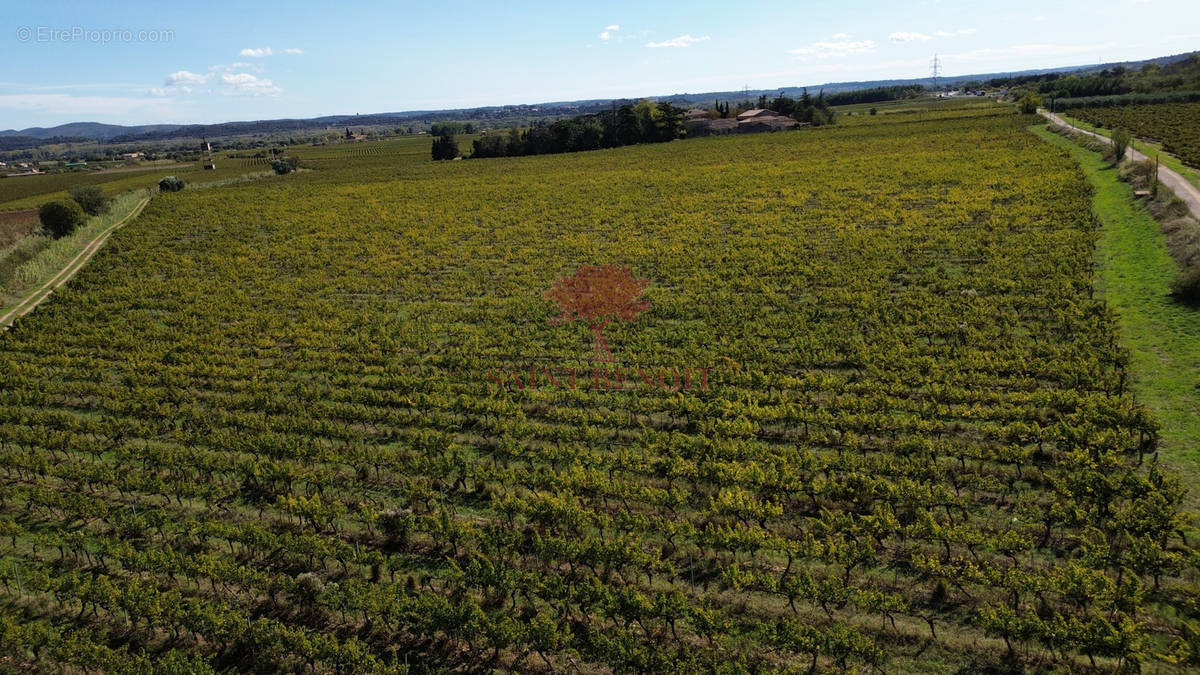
[737,116,799,133]
[685,118,738,137]
[687,106,799,136]
[735,108,781,121]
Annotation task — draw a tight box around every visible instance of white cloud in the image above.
[959,28,977,35]
[646,34,711,48]
[889,32,932,42]
[831,32,851,39]
[219,72,282,96]
[599,24,620,41]
[165,70,212,86]
[162,65,281,96]
[209,62,262,73]
[238,47,301,57]
[934,30,954,37]
[788,39,876,58]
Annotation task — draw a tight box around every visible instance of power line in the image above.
[930,54,942,92]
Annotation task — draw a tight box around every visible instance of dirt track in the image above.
[1040,110,1200,222]
[0,197,149,330]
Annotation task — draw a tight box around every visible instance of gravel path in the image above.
[1041,110,1200,222]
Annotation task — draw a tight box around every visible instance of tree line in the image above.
[992,52,1200,101]
[762,90,835,126]
[430,121,477,136]
[435,92,836,161]
[824,85,926,106]
[467,101,685,159]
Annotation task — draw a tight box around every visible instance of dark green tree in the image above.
[432,134,460,161]
[39,200,86,239]
[616,105,642,146]
[471,134,508,158]
[69,185,110,216]
[655,102,684,141]
[769,95,797,117]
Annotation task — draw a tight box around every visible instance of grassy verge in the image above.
[1052,111,1200,191]
[1032,123,1200,501]
[0,190,149,305]
[0,237,51,291]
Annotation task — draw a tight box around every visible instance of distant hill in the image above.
[1,51,1194,147]
[2,122,186,141]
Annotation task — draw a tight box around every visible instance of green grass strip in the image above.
[1032,123,1200,501]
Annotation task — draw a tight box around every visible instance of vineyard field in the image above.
[1072,102,1200,168]
[1,110,1198,672]
[289,135,463,165]
[0,160,270,212]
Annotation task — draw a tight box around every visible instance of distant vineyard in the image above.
[0,168,164,208]
[0,161,265,211]
[227,157,271,168]
[1,112,1198,672]
[1072,102,1200,167]
[290,136,436,164]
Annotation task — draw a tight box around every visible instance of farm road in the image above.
[0,196,149,330]
[1041,110,1200,222]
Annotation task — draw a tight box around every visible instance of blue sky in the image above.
[2,0,1198,129]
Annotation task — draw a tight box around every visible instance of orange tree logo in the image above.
[486,263,708,393]
[544,264,649,362]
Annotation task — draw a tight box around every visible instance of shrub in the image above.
[1050,123,1108,153]
[1163,217,1200,268]
[69,185,110,216]
[1170,265,1200,305]
[1110,128,1131,164]
[868,107,877,116]
[1146,189,1191,222]
[38,200,86,239]
[158,176,185,192]
[269,155,301,175]
[1017,93,1042,114]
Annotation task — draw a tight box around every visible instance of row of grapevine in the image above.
[0,109,1197,671]
[1072,102,1200,167]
